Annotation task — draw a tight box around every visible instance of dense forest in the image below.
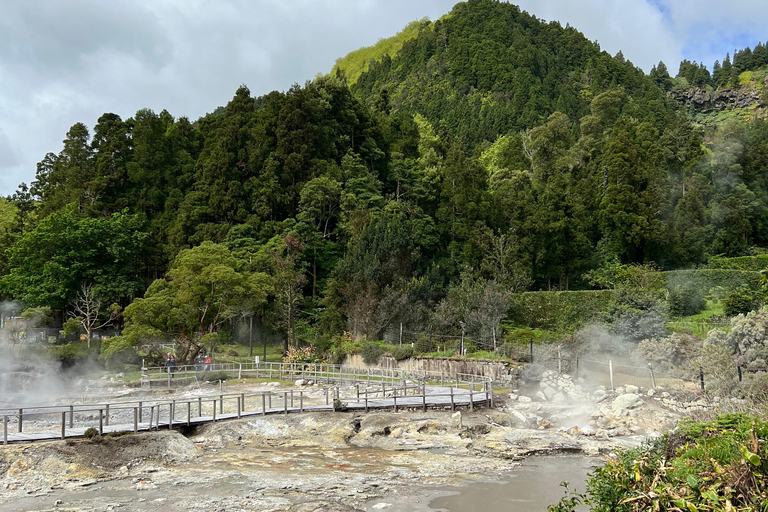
[3,0,768,363]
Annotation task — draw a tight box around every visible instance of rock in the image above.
[542,386,558,401]
[372,504,392,510]
[551,393,566,403]
[611,393,642,413]
[646,389,655,397]
[510,410,528,427]
[538,419,551,430]
[518,396,532,403]
[451,411,462,429]
[535,391,547,401]
[295,379,306,387]
[624,385,639,394]
[115,372,125,379]
[268,382,281,387]
[593,389,606,400]
[508,394,518,401]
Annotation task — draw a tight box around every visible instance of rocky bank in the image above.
[0,373,719,512]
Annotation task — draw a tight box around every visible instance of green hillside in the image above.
[332,19,430,86]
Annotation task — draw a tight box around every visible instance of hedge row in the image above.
[706,255,768,271]
[509,290,616,332]
[655,269,762,291]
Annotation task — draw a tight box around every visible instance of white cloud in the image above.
[0,0,766,196]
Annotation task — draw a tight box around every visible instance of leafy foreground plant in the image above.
[549,414,768,511]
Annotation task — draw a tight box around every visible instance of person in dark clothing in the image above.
[167,353,177,378]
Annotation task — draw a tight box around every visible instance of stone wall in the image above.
[344,354,519,383]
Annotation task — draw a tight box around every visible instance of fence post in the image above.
[18,409,22,433]
[393,394,397,413]
[99,409,103,435]
[61,412,66,440]
[69,405,74,428]
[3,415,7,444]
[648,363,656,389]
[450,387,455,411]
[134,407,138,433]
[149,406,154,430]
[700,366,705,391]
[237,396,241,419]
[187,402,191,425]
[609,360,614,392]
[284,392,288,415]
[300,392,304,413]
[105,404,110,426]
[262,394,266,415]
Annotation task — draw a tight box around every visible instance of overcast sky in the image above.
[1,0,767,196]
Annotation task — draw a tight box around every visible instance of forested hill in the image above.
[347,0,665,146]
[3,0,768,348]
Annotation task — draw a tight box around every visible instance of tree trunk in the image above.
[248,315,254,357]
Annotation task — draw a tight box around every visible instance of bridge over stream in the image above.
[0,362,494,444]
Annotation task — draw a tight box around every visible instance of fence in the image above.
[0,362,493,444]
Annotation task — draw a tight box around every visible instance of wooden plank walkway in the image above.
[1,387,486,445]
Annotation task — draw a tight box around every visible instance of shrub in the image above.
[509,290,616,331]
[83,427,99,439]
[201,371,228,382]
[549,415,768,512]
[390,346,414,361]
[634,334,687,367]
[667,284,706,317]
[723,285,763,316]
[282,345,316,363]
[361,342,385,365]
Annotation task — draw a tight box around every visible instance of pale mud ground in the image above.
[0,378,689,511]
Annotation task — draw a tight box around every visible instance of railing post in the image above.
[69,405,74,428]
[149,406,154,430]
[470,387,474,411]
[18,409,22,433]
[241,393,245,412]
[290,389,294,408]
[198,397,202,417]
[99,409,103,435]
[450,387,455,411]
[187,402,191,425]
[212,401,216,422]
[283,393,288,415]
[3,415,7,444]
[138,401,143,423]
[105,404,110,426]
[169,402,174,429]
[219,395,223,414]
[393,394,398,413]
[365,397,368,413]
[61,412,66,439]
[300,391,304,413]
[237,396,241,419]
[133,407,138,433]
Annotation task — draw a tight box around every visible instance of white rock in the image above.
[508,394,518,401]
[518,396,532,403]
[543,386,558,401]
[294,379,306,387]
[511,410,528,426]
[625,385,639,394]
[535,390,547,401]
[451,411,462,428]
[646,389,655,397]
[372,504,392,510]
[611,393,642,413]
[552,392,567,403]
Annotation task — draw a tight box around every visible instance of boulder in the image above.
[611,393,642,413]
[624,385,639,394]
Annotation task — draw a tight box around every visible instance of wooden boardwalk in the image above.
[1,386,487,444]
[0,363,493,444]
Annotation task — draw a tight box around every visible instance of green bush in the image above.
[509,290,616,331]
[722,285,764,316]
[361,342,385,365]
[390,346,414,361]
[83,427,99,439]
[667,283,706,317]
[549,414,768,512]
[201,371,229,382]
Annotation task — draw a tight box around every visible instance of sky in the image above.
[1,0,767,197]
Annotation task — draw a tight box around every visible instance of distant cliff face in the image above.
[669,80,766,113]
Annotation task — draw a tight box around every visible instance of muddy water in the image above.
[363,456,598,512]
